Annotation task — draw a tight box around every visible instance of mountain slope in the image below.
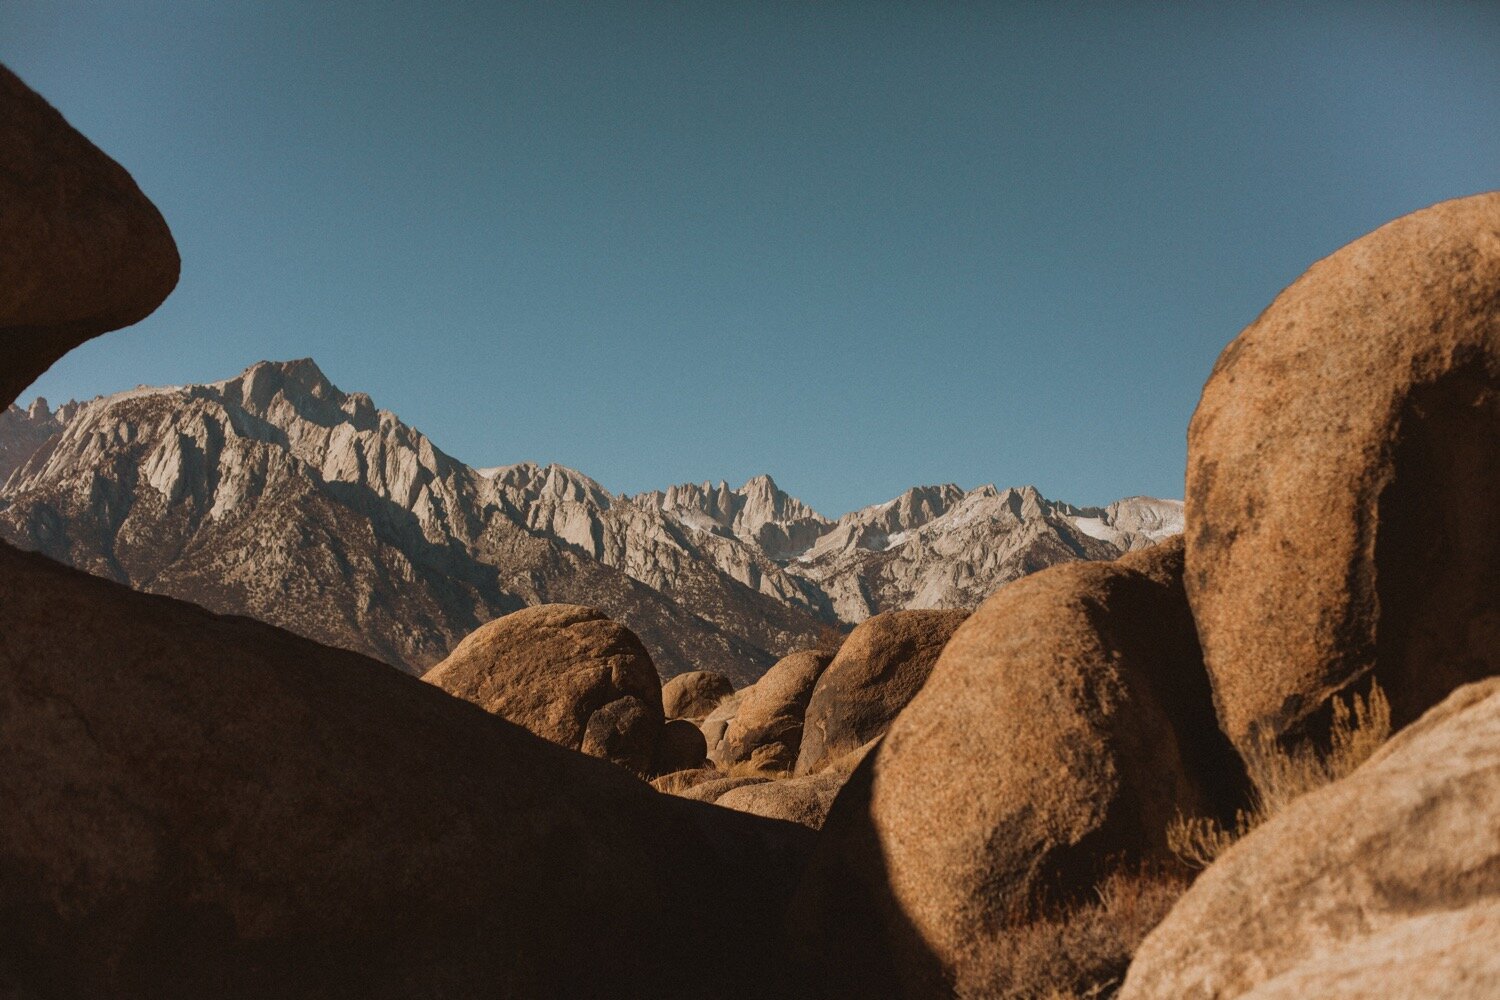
[0,361,814,683]
[0,359,1182,682]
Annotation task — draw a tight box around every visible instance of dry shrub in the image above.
[1169,680,1391,868]
[1326,680,1393,781]
[720,758,792,781]
[964,867,1188,1000]
[1164,813,1239,871]
[648,767,720,794]
[823,738,879,775]
[651,759,793,796]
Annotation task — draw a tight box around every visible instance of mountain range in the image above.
[0,359,1181,683]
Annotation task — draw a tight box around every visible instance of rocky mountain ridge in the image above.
[0,359,1180,680]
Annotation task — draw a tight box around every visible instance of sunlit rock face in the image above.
[1184,191,1500,755]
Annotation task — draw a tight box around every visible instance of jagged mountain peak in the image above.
[0,358,1182,686]
[733,473,824,529]
[5,358,476,537]
[865,482,966,520]
[0,396,72,486]
[1069,495,1184,549]
[487,461,614,508]
[245,356,335,391]
[210,357,387,432]
[635,473,830,561]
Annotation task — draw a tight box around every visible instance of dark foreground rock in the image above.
[0,543,814,998]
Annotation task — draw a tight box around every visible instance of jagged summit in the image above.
[0,396,73,486]
[238,356,337,392]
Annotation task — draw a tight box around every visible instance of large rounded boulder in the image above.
[791,541,1246,998]
[661,669,734,720]
[718,650,832,771]
[651,718,709,775]
[424,604,665,772]
[0,65,180,407]
[1185,192,1500,753]
[1121,677,1500,1000]
[795,609,968,775]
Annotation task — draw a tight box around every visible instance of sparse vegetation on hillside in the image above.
[648,767,719,795]
[1169,680,1392,868]
[649,759,793,797]
[722,758,794,781]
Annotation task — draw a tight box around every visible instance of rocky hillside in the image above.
[0,359,1178,680]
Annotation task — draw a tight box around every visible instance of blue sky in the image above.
[4,2,1497,515]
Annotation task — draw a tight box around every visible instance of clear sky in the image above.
[4,3,1497,515]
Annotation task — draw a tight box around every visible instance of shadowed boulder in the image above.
[0,65,179,408]
[1184,192,1500,753]
[0,541,814,998]
[580,695,658,773]
[661,669,735,720]
[791,542,1245,997]
[795,609,968,775]
[652,718,709,775]
[425,604,665,771]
